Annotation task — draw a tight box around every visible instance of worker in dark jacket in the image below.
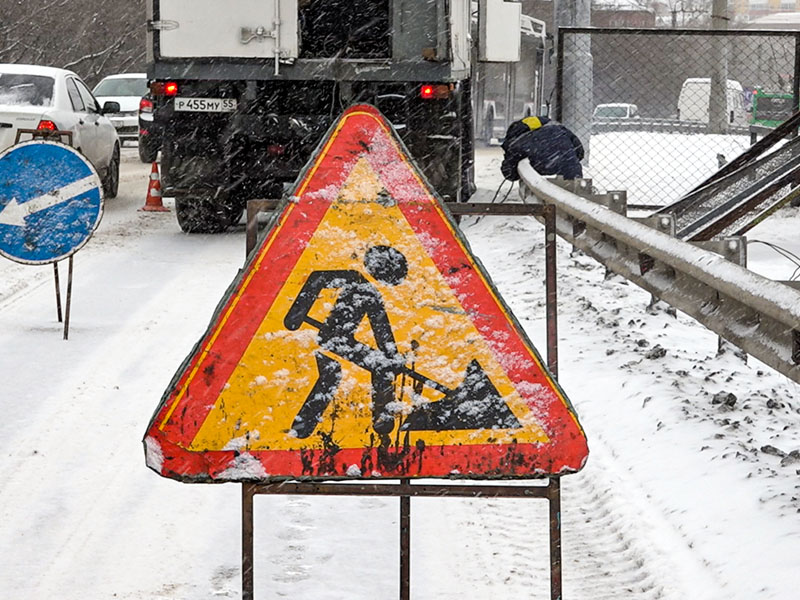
[500,116,584,181]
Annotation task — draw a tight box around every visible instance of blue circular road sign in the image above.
[0,141,103,265]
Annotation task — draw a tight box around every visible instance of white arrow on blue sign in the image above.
[0,141,103,265]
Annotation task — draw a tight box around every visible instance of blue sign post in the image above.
[0,141,104,338]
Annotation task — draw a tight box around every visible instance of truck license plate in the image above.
[175,97,237,112]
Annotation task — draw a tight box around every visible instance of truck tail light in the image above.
[151,81,179,97]
[420,84,451,100]
[139,97,154,113]
[37,120,58,131]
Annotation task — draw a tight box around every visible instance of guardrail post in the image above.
[551,178,593,254]
[632,214,675,235]
[693,237,749,359]
[632,215,675,298]
[693,236,747,268]
[573,178,593,198]
[550,176,592,198]
[591,190,627,216]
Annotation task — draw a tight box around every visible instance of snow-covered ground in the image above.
[589,132,752,204]
[0,144,798,599]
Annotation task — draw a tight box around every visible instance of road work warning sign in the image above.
[143,104,588,482]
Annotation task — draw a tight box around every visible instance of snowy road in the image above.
[0,146,798,599]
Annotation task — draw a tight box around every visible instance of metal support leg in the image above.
[242,484,255,600]
[544,205,558,377]
[544,204,563,599]
[63,256,74,340]
[400,480,411,600]
[246,202,259,259]
[548,478,562,600]
[53,262,63,323]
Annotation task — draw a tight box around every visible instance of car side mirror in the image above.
[101,101,121,114]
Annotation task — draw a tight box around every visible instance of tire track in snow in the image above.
[405,456,715,600]
[0,226,243,597]
[255,494,397,599]
[0,261,53,311]
[457,212,726,600]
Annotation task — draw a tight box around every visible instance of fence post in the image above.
[793,33,800,115]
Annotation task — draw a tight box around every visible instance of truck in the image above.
[144,0,531,232]
[750,90,794,129]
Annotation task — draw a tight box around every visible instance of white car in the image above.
[593,103,640,120]
[92,73,148,146]
[0,64,121,198]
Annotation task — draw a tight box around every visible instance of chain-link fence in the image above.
[556,28,800,206]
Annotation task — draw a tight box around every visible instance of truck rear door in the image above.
[155,0,298,59]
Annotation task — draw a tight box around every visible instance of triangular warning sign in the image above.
[143,104,588,482]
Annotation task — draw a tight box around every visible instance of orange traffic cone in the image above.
[141,162,169,212]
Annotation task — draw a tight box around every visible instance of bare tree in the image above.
[0,0,146,84]
[660,0,711,27]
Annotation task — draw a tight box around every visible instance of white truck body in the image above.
[156,0,299,59]
[143,0,526,232]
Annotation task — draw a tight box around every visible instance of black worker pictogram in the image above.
[284,245,522,439]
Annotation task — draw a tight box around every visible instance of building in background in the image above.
[733,0,800,22]
[740,10,800,26]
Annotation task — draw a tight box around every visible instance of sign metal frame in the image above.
[241,200,564,600]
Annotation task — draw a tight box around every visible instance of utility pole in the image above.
[553,0,592,160]
[709,0,729,134]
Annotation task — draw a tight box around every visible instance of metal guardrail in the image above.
[517,162,800,384]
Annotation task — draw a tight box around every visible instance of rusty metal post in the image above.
[548,478,562,600]
[53,262,63,323]
[544,203,563,599]
[544,204,558,377]
[63,256,73,340]
[245,199,281,260]
[242,483,255,600]
[400,480,411,600]
[793,33,800,116]
[246,202,259,259]
[555,32,564,122]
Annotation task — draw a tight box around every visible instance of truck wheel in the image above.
[175,197,230,233]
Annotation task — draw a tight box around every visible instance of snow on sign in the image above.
[143,104,588,482]
[0,141,103,265]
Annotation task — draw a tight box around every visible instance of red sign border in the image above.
[144,104,588,482]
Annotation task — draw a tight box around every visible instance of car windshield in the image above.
[93,77,148,97]
[0,74,54,106]
[594,105,629,118]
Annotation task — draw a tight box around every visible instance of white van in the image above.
[677,78,748,126]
